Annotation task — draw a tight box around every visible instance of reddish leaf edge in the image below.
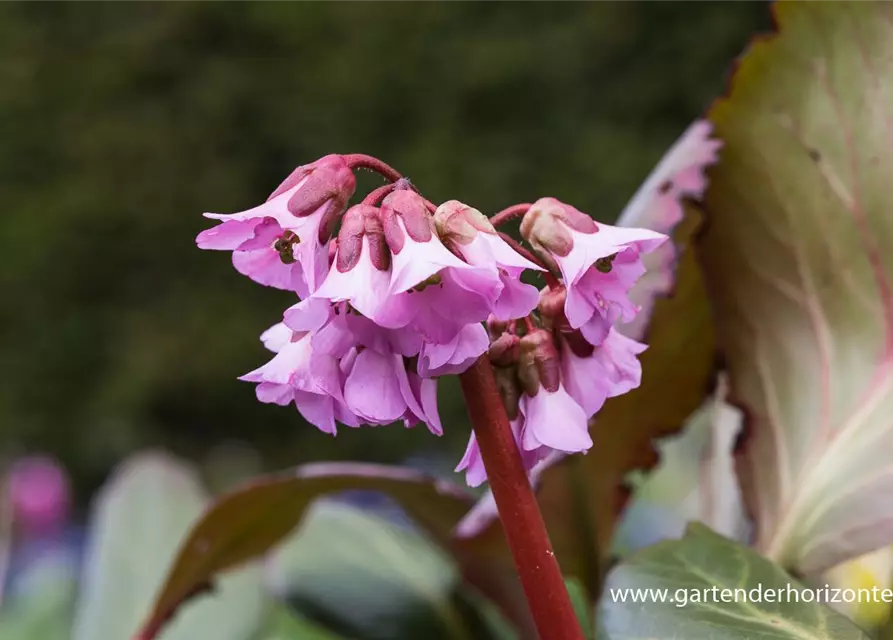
[132,461,477,640]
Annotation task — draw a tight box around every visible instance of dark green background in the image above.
[0,2,768,502]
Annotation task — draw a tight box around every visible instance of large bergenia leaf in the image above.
[598,523,870,640]
[71,451,267,640]
[700,0,893,575]
[266,501,464,640]
[617,120,722,340]
[134,463,495,640]
[457,122,719,589]
[613,376,747,557]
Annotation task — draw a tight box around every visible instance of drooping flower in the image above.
[434,200,543,321]
[282,297,443,433]
[240,322,357,434]
[560,326,646,418]
[313,191,504,351]
[520,197,667,345]
[196,154,355,296]
[456,417,537,488]
[377,191,503,343]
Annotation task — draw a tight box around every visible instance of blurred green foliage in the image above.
[0,3,768,501]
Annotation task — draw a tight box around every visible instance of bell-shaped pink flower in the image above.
[282,298,443,433]
[521,197,667,345]
[312,204,396,321]
[560,325,648,419]
[434,200,543,321]
[456,417,531,488]
[341,347,442,434]
[417,323,489,377]
[376,191,502,343]
[196,155,355,296]
[240,323,357,435]
[519,383,592,457]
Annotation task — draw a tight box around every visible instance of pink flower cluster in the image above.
[197,154,666,486]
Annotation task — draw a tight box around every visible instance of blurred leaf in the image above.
[617,120,722,340]
[71,451,267,640]
[598,523,869,640]
[0,557,76,640]
[453,588,518,640]
[136,462,483,640]
[613,375,747,557]
[268,501,470,640]
[254,605,343,640]
[700,0,893,575]
[564,577,593,639]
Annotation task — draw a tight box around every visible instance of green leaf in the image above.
[565,577,593,638]
[700,0,893,575]
[253,605,343,640]
[71,451,267,640]
[598,523,870,639]
[135,463,482,640]
[267,501,471,640]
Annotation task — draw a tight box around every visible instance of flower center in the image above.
[594,253,617,273]
[274,231,300,264]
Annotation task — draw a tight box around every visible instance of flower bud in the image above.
[487,315,510,339]
[494,366,522,420]
[381,190,433,253]
[521,197,596,258]
[517,328,561,395]
[537,285,567,321]
[336,204,390,272]
[488,332,520,367]
[433,200,495,246]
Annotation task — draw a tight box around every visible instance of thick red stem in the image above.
[459,357,585,640]
[342,154,403,182]
[491,203,532,227]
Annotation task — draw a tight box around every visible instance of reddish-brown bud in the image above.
[363,206,391,271]
[273,154,356,211]
[335,204,390,272]
[489,333,521,367]
[537,285,567,320]
[381,190,433,245]
[487,315,511,339]
[494,365,522,420]
[517,328,561,395]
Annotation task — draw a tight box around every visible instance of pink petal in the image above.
[492,271,539,321]
[293,390,337,435]
[389,222,469,295]
[418,323,488,377]
[232,248,309,297]
[455,434,488,487]
[255,382,293,406]
[520,384,592,453]
[203,182,304,227]
[314,239,391,320]
[283,297,333,333]
[239,334,312,385]
[418,377,442,435]
[343,349,405,423]
[260,323,293,353]
[196,219,264,250]
[560,343,609,418]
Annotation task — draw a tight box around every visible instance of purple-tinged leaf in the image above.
[701,0,893,575]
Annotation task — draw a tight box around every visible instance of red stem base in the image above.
[459,358,585,640]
